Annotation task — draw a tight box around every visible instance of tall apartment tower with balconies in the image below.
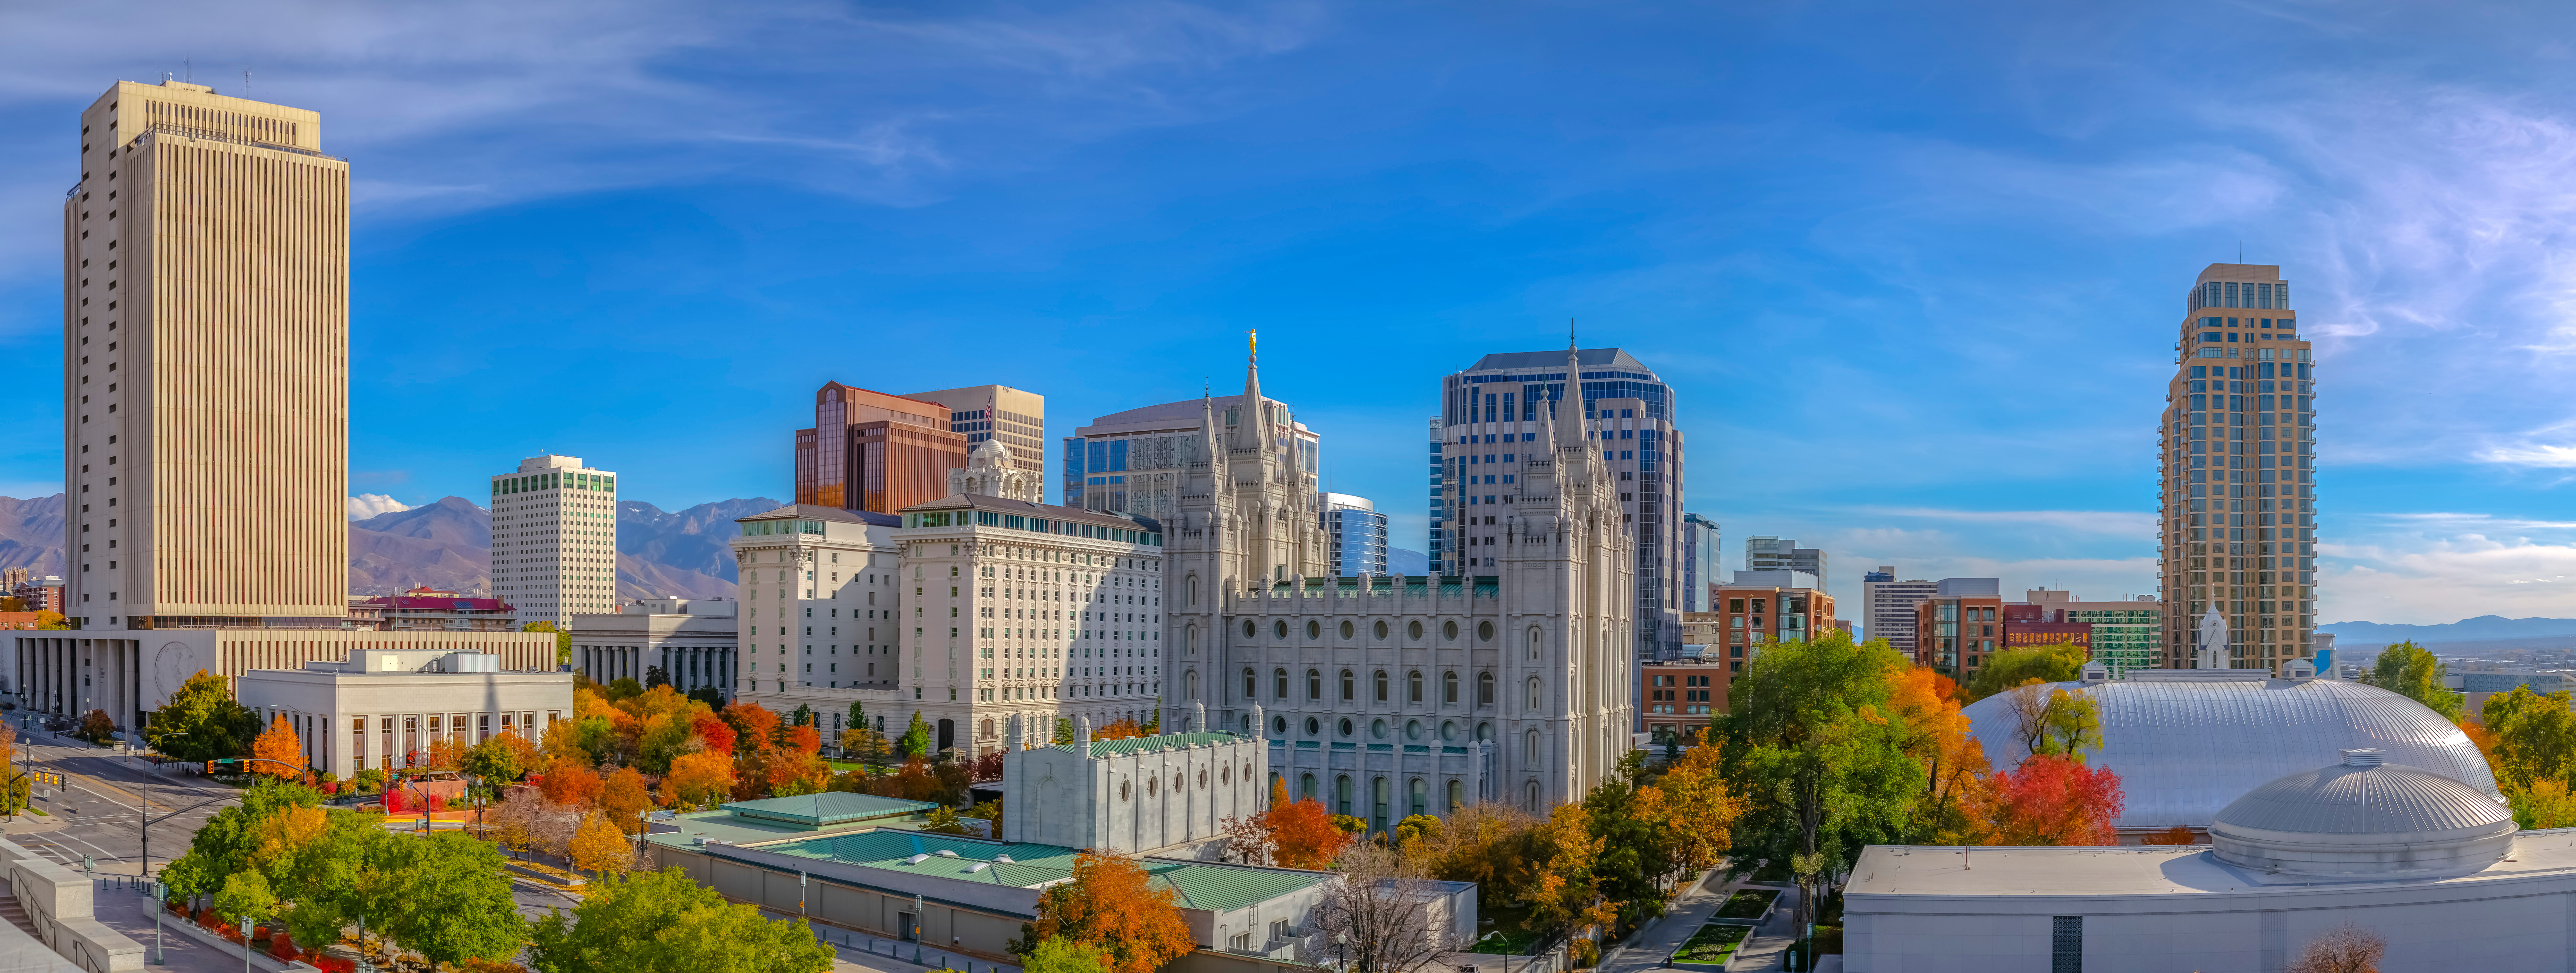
[2158,264,2318,673]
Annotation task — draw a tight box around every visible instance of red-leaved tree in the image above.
[1976,753,2124,846]
[690,713,737,756]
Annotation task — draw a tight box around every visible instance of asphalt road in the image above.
[1,727,242,875]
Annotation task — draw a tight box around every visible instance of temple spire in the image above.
[1553,337,1584,449]
[1240,330,1265,452]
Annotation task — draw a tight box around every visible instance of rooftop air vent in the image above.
[905,853,930,864]
[968,862,990,873]
[2340,748,2387,767]
[994,854,1015,863]
[936,849,960,857]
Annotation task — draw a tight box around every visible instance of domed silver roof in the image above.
[2213,749,2510,835]
[1960,671,2500,830]
[2208,749,2515,877]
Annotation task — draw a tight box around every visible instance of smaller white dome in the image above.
[972,439,1013,464]
[2209,749,2514,878]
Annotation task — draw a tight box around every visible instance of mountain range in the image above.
[0,492,779,602]
[2317,616,2576,645]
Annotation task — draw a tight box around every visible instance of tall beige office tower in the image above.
[904,385,1046,482]
[2158,264,2317,673]
[21,80,552,728]
[63,79,349,630]
[490,455,621,628]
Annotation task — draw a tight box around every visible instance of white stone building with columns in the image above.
[727,503,904,747]
[570,597,738,696]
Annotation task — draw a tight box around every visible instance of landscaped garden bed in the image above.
[1715,887,1779,920]
[1675,923,1755,965]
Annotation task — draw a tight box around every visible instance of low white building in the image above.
[999,707,1267,860]
[236,648,575,779]
[571,597,739,696]
[1846,748,2566,973]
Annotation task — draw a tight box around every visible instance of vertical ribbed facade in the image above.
[64,80,349,628]
[2158,264,2318,672]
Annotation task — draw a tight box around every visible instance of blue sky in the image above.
[3,1,2574,625]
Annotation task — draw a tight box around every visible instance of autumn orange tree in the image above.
[1971,753,2123,846]
[249,715,304,779]
[539,757,603,809]
[1889,667,1991,844]
[598,767,656,835]
[1022,853,1194,973]
[566,812,633,881]
[664,750,734,810]
[1093,718,1146,742]
[1632,727,1737,874]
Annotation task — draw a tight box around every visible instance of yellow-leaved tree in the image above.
[566,812,633,882]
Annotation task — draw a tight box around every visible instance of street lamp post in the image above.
[149,880,166,966]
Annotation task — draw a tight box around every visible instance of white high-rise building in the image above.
[490,455,621,628]
[1861,566,1938,657]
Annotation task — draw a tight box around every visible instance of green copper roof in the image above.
[1150,864,1329,911]
[721,791,937,827]
[748,828,1328,907]
[1074,731,1249,757]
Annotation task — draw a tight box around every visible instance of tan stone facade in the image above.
[65,80,350,628]
[2157,264,2318,672]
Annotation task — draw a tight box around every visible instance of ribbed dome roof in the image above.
[2208,749,2516,878]
[1959,672,2500,830]
[2212,753,2511,835]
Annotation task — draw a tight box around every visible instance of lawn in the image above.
[1714,888,1778,920]
[1675,923,1754,965]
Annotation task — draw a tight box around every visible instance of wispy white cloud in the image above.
[2319,534,2576,625]
[1853,507,2157,536]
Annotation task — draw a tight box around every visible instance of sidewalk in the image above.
[1724,884,1798,972]
[1600,868,1726,973]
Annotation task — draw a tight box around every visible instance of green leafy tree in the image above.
[607,677,645,701]
[846,701,868,750]
[269,807,388,951]
[1021,937,1113,973]
[1054,717,1076,745]
[789,704,815,728]
[2362,642,2465,721]
[163,779,326,906]
[2483,685,2576,791]
[1718,630,1919,943]
[359,831,528,966]
[463,734,526,785]
[2003,684,2105,762]
[146,670,260,762]
[901,713,933,757]
[686,686,725,709]
[1963,643,2091,703]
[211,870,279,927]
[528,867,834,973]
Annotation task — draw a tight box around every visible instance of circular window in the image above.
[1306,717,1322,736]
[1222,764,1232,784]
[1148,776,1159,796]
[1243,620,1257,639]
[1441,721,1459,741]
[1120,781,1131,801]
[1307,620,1323,639]
[1273,715,1288,734]
[1274,621,1290,639]
[1173,774,1185,793]
[1406,720,1423,741]
[1408,620,1424,641]
[1443,620,1459,641]
[1478,620,1495,642]
[1374,621,1389,640]
[1339,718,1355,737]
[1371,719,1388,740]
[1201,769,1211,788]
[1340,621,1355,640]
